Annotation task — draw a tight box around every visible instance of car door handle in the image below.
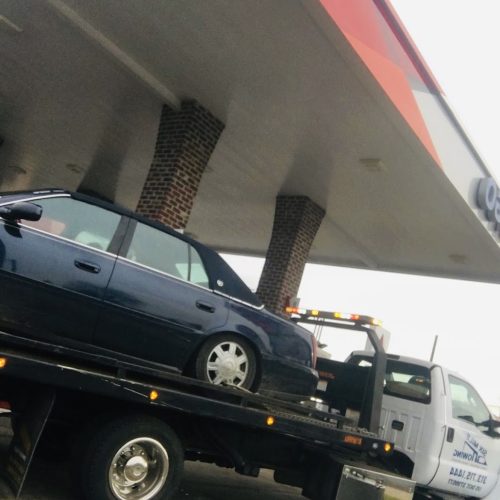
[74,259,101,274]
[196,300,216,313]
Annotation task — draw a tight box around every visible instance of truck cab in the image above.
[347,351,500,499]
[288,305,500,499]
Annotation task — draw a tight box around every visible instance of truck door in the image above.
[428,374,500,497]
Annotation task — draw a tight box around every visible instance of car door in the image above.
[428,373,500,497]
[93,220,229,369]
[0,194,124,344]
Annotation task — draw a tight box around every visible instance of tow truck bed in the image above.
[0,330,398,499]
[0,330,380,447]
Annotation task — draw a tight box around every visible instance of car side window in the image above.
[449,375,490,430]
[126,222,210,288]
[21,197,121,252]
[189,246,210,288]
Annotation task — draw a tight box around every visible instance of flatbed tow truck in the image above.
[0,313,415,500]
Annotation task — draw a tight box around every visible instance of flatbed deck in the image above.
[0,331,379,449]
[0,330,395,500]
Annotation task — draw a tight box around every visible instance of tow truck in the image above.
[0,310,414,499]
[287,306,500,500]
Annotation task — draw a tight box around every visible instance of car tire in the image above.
[195,334,257,390]
[79,415,183,500]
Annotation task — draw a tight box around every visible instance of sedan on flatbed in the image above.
[0,189,318,396]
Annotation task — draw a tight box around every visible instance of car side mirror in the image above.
[0,202,42,221]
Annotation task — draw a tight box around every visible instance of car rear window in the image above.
[126,222,210,288]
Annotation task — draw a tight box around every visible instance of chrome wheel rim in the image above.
[206,341,249,387]
[108,437,169,499]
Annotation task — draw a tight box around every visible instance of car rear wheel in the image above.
[195,335,257,390]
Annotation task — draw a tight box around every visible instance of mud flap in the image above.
[1,387,55,498]
[335,465,415,499]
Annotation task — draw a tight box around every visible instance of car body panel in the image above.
[227,303,317,394]
[95,256,230,368]
[227,303,314,366]
[0,221,117,343]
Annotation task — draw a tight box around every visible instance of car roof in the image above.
[2,187,209,245]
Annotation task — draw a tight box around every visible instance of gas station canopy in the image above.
[1,0,500,282]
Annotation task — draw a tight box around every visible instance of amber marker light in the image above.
[266,416,275,426]
[149,390,159,401]
[0,358,7,369]
[384,442,393,453]
[343,435,363,446]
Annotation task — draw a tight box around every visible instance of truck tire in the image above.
[303,459,342,500]
[79,415,183,500]
[195,334,257,390]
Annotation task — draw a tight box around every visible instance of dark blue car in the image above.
[0,189,318,396]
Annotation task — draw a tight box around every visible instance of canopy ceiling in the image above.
[1,0,499,283]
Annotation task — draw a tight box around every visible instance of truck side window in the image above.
[449,375,490,430]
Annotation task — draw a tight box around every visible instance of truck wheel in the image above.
[195,334,257,390]
[79,415,183,500]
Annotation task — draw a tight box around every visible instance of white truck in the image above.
[289,307,500,500]
[348,351,500,499]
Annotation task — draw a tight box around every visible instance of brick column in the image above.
[257,196,325,314]
[137,100,224,229]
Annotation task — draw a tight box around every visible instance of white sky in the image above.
[223,1,500,408]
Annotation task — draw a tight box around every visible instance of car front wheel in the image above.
[195,335,257,390]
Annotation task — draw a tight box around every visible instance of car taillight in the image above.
[311,335,318,368]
